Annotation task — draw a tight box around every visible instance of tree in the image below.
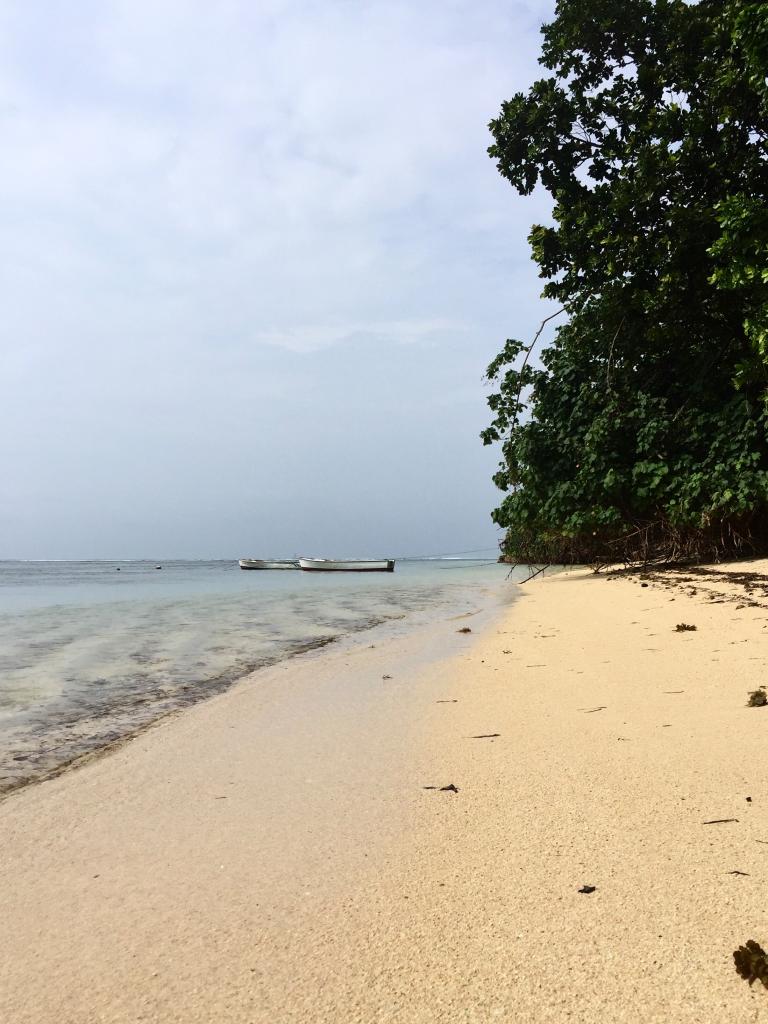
[483,0,768,563]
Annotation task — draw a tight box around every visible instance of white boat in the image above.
[238,559,299,570]
[298,558,395,573]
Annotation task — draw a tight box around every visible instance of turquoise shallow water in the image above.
[0,558,513,792]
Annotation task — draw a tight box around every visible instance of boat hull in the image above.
[298,558,395,572]
[239,559,299,570]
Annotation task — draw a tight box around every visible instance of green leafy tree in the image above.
[483,0,768,563]
[708,1,768,380]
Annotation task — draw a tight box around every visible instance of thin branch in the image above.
[520,564,551,583]
[509,308,567,430]
[606,316,624,389]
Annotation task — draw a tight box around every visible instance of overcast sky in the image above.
[1,0,557,559]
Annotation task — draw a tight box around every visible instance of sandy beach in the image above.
[2,564,768,1022]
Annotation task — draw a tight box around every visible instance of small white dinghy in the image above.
[298,558,395,573]
[238,559,299,570]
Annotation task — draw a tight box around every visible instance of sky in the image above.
[0,0,558,559]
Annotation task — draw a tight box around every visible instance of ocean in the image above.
[0,558,515,793]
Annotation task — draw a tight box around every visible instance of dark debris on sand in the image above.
[734,940,768,988]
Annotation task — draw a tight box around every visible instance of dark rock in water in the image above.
[578,885,596,894]
[116,567,120,571]
[155,565,162,570]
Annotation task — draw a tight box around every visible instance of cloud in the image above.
[0,0,557,555]
[253,317,466,353]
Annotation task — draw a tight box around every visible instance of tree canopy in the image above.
[483,0,768,564]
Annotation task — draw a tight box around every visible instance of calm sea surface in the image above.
[0,558,514,792]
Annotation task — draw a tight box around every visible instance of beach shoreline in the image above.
[0,560,512,797]
[2,563,768,1021]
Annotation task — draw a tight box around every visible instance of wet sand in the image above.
[2,565,768,1021]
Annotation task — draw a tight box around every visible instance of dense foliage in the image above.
[483,0,768,563]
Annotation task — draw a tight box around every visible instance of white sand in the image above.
[2,564,768,1021]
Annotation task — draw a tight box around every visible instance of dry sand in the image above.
[2,564,768,1022]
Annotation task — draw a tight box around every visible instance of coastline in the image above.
[0,560,511,795]
[2,564,768,1021]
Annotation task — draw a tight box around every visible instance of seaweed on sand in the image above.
[734,940,768,989]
